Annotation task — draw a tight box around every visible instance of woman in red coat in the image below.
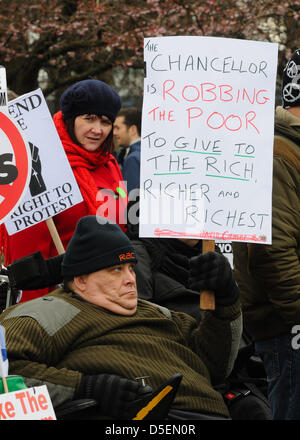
[0,79,128,301]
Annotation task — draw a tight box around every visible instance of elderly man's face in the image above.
[74,263,138,315]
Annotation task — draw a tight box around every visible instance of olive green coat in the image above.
[232,106,300,341]
[0,290,242,417]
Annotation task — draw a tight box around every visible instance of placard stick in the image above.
[46,218,65,255]
[2,377,8,393]
[200,240,215,310]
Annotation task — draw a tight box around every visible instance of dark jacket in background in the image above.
[232,106,300,341]
[122,140,141,194]
[132,237,207,323]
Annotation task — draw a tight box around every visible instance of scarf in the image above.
[53,111,112,214]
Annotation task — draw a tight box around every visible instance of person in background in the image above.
[232,49,300,420]
[0,215,242,420]
[114,107,141,194]
[0,79,128,302]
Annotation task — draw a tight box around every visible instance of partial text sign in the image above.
[0,385,56,420]
[4,89,83,235]
[0,67,31,225]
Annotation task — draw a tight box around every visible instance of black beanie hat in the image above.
[60,79,121,121]
[62,216,137,277]
[282,49,300,109]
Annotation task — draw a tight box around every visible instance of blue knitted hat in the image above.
[60,79,121,121]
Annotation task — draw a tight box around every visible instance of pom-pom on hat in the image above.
[62,216,137,277]
[282,49,300,109]
[60,79,121,121]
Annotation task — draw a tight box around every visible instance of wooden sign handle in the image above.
[200,240,215,310]
[46,218,65,255]
[2,377,9,393]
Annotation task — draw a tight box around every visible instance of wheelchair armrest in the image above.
[55,398,98,418]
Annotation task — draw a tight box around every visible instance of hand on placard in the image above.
[189,252,239,306]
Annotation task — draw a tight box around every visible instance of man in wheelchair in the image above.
[0,215,242,420]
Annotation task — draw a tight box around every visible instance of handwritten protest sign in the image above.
[4,88,83,236]
[0,385,56,420]
[139,36,278,244]
[0,67,32,225]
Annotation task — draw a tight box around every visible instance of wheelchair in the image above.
[0,254,272,420]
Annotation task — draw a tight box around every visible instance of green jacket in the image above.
[0,290,242,418]
[232,106,300,341]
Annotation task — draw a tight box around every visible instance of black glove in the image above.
[7,252,63,290]
[188,252,239,306]
[77,373,153,419]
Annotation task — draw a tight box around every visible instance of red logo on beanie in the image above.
[119,252,135,262]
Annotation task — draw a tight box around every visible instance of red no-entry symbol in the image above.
[0,111,31,224]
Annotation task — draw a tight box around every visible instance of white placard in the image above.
[140,36,278,244]
[4,88,83,235]
[0,385,56,420]
[0,66,8,112]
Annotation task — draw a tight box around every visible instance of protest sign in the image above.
[0,67,32,225]
[140,36,278,245]
[4,88,83,237]
[0,66,8,110]
[216,240,233,267]
[0,385,56,420]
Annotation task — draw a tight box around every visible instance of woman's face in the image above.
[74,114,112,152]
